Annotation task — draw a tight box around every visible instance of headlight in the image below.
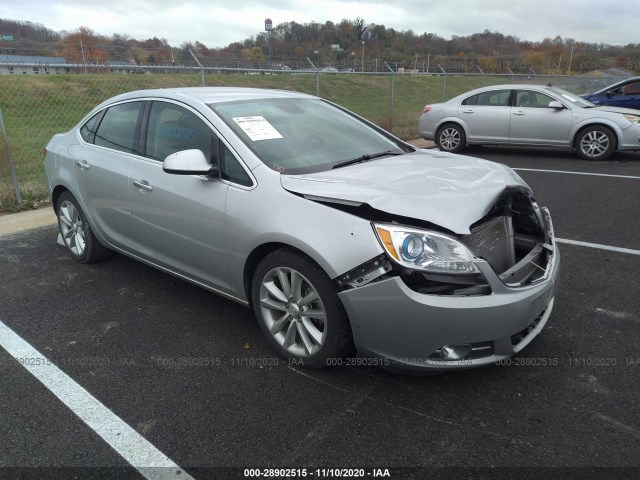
[623,114,640,125]
[373,223,480,274]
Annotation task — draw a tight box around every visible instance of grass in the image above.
[0,72,510,211]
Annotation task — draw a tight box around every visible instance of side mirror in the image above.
[548,101,564,109]
[163,149,218,176]
[606,91,612,98]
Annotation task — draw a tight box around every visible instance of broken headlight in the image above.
[623,114,640,125]
[373,223,480,274]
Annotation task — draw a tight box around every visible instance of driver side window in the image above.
[622,82,640,95]
[145,102,214,163]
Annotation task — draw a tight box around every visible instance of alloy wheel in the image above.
[58,200,86,256]
[259,267,328,357]
[579,130,609,158]
[440,127,461,151]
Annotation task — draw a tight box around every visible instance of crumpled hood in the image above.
[280,151,530,234]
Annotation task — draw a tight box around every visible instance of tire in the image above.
[575,126,615,160]
[56,191,111,263]
[436,123,466,153]
[251,249,353,369]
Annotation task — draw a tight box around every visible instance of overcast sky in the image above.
[2,0,638,48]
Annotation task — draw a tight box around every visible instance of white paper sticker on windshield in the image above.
[561,94,576,101]
[232,116,283,141]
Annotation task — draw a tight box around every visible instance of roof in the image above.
[104,87,315,106]
[0,54,65,65]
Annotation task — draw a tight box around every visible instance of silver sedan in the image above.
[419,84,640,160]
[45,87,559,372]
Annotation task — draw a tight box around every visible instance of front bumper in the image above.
[338,219,560,372]
[618,123,640,152]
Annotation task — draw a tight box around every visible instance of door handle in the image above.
[75,160,90,170]
[132,180,153,192]
[462,109,474,113]
[513,111,525,116]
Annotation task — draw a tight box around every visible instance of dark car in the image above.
[582,76,640,110]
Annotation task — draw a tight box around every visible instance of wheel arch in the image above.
[436,119,469,140]
[51,184,70,212]
[243,242,334,309]
[50,184,109,248]
[572,121,621,151]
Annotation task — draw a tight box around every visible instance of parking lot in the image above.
[1,146,639,479]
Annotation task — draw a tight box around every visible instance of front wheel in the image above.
[575,126,615,160]
[251,249,353,369]
[436,124,466,153]
[56,191,110,263]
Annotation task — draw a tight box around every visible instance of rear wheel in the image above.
[575,126,615,160]
[56,192,110,263]
[251,249,353,369]
[436,124,466,153]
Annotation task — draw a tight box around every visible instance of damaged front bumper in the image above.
[338,209,560,372]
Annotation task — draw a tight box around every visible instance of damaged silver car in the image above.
[44,87,560,371]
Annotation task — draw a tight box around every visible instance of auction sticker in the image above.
[233,116,283,141]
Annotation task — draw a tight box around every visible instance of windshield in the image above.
[210,98,409,174]
[547,87,595,108]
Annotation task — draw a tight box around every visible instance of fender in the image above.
[569,117,625,146]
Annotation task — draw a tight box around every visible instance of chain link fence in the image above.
[0,65,631,209]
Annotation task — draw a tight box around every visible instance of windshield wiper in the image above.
[332,150,403,169]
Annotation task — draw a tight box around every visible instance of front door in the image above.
[509,90,573,146]
[128,100,231,292]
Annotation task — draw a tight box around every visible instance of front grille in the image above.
[461,216,515,274]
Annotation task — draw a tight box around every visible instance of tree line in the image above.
[1,17,638,74]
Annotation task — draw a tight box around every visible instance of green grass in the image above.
[0,72,509,211]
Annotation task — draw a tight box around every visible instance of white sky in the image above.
[1,0,638,47]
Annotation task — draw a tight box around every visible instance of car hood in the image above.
[592,105,640,115]
[280,151,530,234]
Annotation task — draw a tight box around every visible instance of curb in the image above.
[0,207,57,237]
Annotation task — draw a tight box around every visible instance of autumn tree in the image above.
[62,27,109,64]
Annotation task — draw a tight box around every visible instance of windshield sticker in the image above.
[232,116,283,141]
[561,94,576,102]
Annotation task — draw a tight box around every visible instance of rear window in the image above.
[79,111,104,144]
[94,102,142,154]
[462,90,511,107]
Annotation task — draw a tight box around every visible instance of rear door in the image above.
[73,101,142,249]
[457,89,512,143]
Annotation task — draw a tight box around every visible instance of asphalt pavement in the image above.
[0,146,639,479]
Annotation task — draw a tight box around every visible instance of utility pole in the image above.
[361,41,365,72]
[80,39,87,74]
[265,18,273,69]
[189,49,205,86]
[568,46,574,74]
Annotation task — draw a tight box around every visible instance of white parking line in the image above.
[0,320,193,480]
[556,238,640,255]
[513,168,640,180]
